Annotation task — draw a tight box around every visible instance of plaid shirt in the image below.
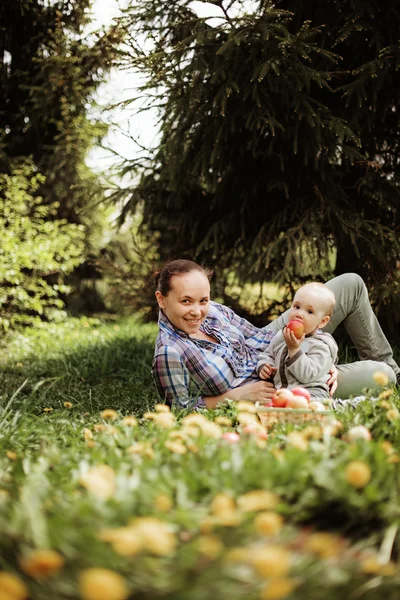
[152,301,276,409]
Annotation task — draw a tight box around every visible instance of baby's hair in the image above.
[154,259,213,296]
[298,282,336,316]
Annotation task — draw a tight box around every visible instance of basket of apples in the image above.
[256,387,331,425]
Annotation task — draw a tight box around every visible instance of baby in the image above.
[257,282,338,399]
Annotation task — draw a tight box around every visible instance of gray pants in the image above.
[267,273,398,398]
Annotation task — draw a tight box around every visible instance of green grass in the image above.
[1,317,400,600]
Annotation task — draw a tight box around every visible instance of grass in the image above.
[1,316,400,600]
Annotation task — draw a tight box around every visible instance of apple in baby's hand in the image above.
[286,319,304,339]
[272,388,294,408]
[291,386,311,402]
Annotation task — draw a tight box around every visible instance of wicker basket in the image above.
[256,406,331,426]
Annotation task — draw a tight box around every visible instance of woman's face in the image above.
[155,270,211,335]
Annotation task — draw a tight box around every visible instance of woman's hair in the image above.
[154,259,213,296]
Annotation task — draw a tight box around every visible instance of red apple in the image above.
[291,386,311,402]
[272,388,294,408]
[286,395,309,409]
[287,319,304,339]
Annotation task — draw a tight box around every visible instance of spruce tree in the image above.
[119,0,400,338]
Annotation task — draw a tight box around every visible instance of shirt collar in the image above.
[158,309,190,339]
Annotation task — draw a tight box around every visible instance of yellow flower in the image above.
[83,428,93,441]
[381,441,394,455]
[100,409,118,421]
[224,547,249,563]
[121,416,137,427]
[182,413,208,427]
[196,535,224,559]
[237,412,258,425]
[215,416,233,427]
[304,532,343,559]
[86,440,96,449]
[388,454,400,464]
[237,490,279,512]
[198,421,222,438]
[131,517,176,556]
[63,401,73,409]
[79,465,116,500]
[302,425,322,440]
[6,451,17,461]
[93,423,107,432]
[143,412,157,420]
[127,442,154,459]
[379,389,394,400]
[345,461,371,488]
[98,527,142,556]
[254,512,284,536]
[79,568,129,600]
[0,571,28,600]
[360,555,382,575]
[155,494,173,512]
[155,403,170,413]
[373,370,389,387]
[260,578,298,599]
[19,549,64,580]
[250,546,291,578]
[387,409,399,422]
[287,432,308,451]
[210,493,236,517]
[153,412,176,429]
[165,440,187,454]
[43,408,53,413]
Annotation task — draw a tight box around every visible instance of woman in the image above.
[152,259,398,410]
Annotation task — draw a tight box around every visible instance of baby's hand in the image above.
[259,364,276,380]
[283,327,304,351]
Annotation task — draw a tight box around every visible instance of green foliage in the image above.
[0,162,85,330]
[118,0,400,336]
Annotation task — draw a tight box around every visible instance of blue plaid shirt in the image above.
[152,301,276,409]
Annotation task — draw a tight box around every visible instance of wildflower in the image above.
[63,401,73,409]
[6,451,17,461]
[16,362,23,367]
[100,409,118,421]
[153,412,176,429]
[373,370,389,387]
[237,411,258,425]
[98,527,142,557]
[388,454,400,464]
[79,465,116,500]
[83,428,93,441]
[155,493,173,512]
[43,408,53,413]
[198,421,222,438]
[121,416,137,427]
[224,547,249,563]
[379,389,394,400]
[287,432,308,451]
[238,490,279,513]
[254,512,284,536]
[215,416,233,427]
[79,568,129,600]
[387,409,399,422]
[155,403,170,413]
[131,517,177,556]
[19,549,64,580]
[93,423,107,432]
[127,442,154,459]
[196,534,224,559]
[143,412,157,420]
[210,493,236,517]
[345,461,371,488]
[346,425,371,442]
[164,440,187,454]
[381,441,394,455]
[237,401,257,413]
[304,532,343,559]
[182,413,208,427]
[249,546,291,578]
[86,440,96,449]
[0,571,28,600]
[260,578,298,599]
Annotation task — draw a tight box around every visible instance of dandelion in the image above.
[260,578,298,599]
[237,412,258,425]
[121,416,137,427]
[83,428,93,441]
[43,408,53,413]
[127,442,154,459]
[287,431,308,451]
[6,451,17,461]
[79,465,116,500]
[93,423,107,432]
[196,534,224,559]
[254,512,284,536]
[155,494,173,512]
[79,568,129,600]
[19,549,64,580]
[379,389,394,400]
[238,490,279,512]
[181,413,208,428]
[210,493,236,517]
[215,416,233,427]
[86,440,96,449]
[387,409,399,422]
[250,546,291,578]
[373,370,389,387]
[224,547,249,563]
[143,412,157,420]
[100,409,118,421]
[98,527,142,557]
[304,532,343,559]
[237,401,257,413]
[346,425,371,442]
[131,517,177,556]
[0,571,28,600]
[345,461,371,488]
[63,401,73,409]
[153,412,176,429]
[155,403,170,413]
[164,440,187,454]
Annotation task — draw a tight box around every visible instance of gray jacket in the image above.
[257,329,338,399]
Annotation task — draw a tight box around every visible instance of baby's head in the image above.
[289,282,336,335]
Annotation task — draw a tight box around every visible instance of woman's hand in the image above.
[235,380,276,403]
[327,365,338,397]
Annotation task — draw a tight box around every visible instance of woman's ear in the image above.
[155,290,165,309]
[318,315,330,329]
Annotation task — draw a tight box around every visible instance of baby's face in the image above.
[288,288,328,335]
